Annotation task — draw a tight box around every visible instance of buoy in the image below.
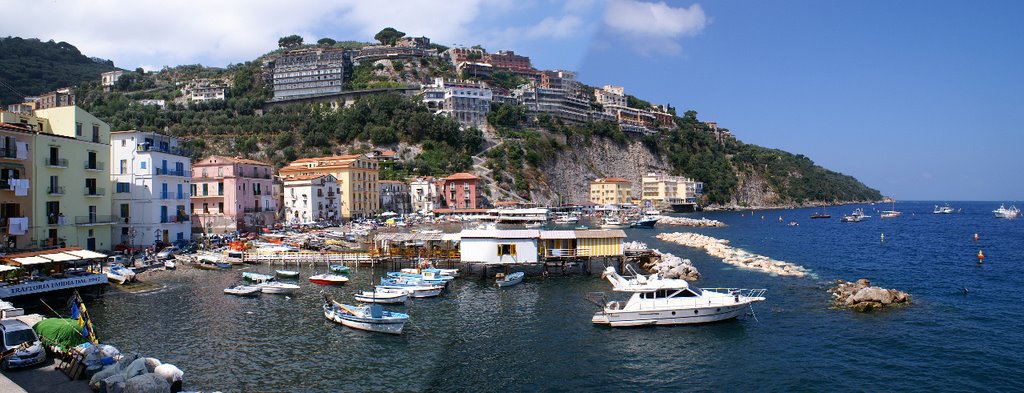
[977,250,984,263]
[761,215,764,220]
[880,233,885,242]
[974,233,979,241]
[778,216,783,222]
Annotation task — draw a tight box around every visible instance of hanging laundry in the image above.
[15,142,28,160]
[8,217,27,235]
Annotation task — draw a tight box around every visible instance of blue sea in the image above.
[88,201,1024,392]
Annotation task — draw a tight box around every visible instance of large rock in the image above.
[124,373,171,393]
[828,279,910,312]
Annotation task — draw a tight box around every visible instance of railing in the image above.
[544,248,592,258]
[701,288,768,299]
[84,161,105,171]
[48,186,65,195]
[137,144,191,157]
[44,157,68,168]
[38,238,67,248]
[75,215,117,225]
[0,147,22,159]
[46,215,60,225]
[160,191,170,199]
[84,187,106,196]
[154,168,191,177]
[160,215,191,223]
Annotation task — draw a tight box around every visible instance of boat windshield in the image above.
[4,329,36,347]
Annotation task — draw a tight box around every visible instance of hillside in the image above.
[4,36,880,207]
[0,37,117,105]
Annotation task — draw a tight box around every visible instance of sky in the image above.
[6,0,1023,201]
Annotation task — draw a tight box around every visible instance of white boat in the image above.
[993,204,1021,219]
[591,266,766,327]
[553,214,579,224]
[880,197,901,219]
[599,217,628,229]
[495,272,524,287]
[323,299,408,335]
[258,281,300,294]
[353,288,408,304]
[105,269,129,285]
[377,284,444,298]
[308,273,349,285]
[933,204,954,214]
[163,260,176,270]
[841,208,870,222]
[223,284,261,297]
[105,264,136,284]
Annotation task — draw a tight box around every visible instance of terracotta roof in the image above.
[194,155,272,167]
[283,174,331,181]
[290,154,362,164]
[379,180,405,184]
[445,172,480,181]
[592,177,630,183]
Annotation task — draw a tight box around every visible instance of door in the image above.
[87,237,96,251]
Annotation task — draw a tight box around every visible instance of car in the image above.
[155,246,177,260]
[0,320,46,370]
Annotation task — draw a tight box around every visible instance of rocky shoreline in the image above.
[827,279,911,312]
[703,200,880,211]
[655,232,810,277]
[655,216,726,227]
[624,241,701,281]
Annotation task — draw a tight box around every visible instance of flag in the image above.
[82,325,90,340]
[70,302,80,321]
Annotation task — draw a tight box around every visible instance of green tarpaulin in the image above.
[32,318,88,352]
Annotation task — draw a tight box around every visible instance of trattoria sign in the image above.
[0,274,107,298]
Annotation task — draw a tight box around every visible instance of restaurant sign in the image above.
[0,274,107,298]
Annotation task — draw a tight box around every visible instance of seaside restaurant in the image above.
[539,229,626,259]
[459,229,540,264]
[0,248,108,299]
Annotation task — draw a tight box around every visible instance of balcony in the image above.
[137,143,191,157]
[75,215,117,225]
[47,186,65,195]
[160,215,190,224]
[0,147,23,160]
[44,157,68,168]
[160,191,170,200]
[545,248,592,258]
[84,187,106,197]
[84,161,105,171]
[154,168,191,177]
[38,238,67,248]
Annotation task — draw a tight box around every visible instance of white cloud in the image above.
[3,0,488,68]
[496,15,588,42]
[601,0,707,54]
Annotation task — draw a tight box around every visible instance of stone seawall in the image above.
[655,232,810,277]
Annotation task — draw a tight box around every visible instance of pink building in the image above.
[190,156,277,234]
[441,172,482,211]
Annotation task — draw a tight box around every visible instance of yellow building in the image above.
[589,177,632,205]
[278,154,379,219]
[1,107,113,251]
[538,229,625,259]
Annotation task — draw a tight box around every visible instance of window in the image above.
[141,161,147,169]
[75,123,83,136]
[119,204,129,219]
[497,244,517,256]
[202,184,208,196]
[120,159,127,174]
[218,182,224,195]
[116,182,130,193]
[218,202,224,213]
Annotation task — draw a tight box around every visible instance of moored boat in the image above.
[309,273,349,285]
[242,272,274,282]
[329,265,350,274]
[376,283,444,298]
[933,204,954,214]
[258,281,300,294]
[591,266,766,327]
[223,284,261,297]
[629,215,659,228]
[275,270,300,278]
[841,208,869,222]
[353,288,408,304]
[993,204,1021,219]
[323,299,408,335]
[599,217,628,229]
[496,272,524,287]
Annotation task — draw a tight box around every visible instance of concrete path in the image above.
[0,359,92,393]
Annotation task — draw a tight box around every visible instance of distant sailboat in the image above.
[880,197,902,219]
[811,205,830,219]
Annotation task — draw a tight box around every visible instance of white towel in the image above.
[13,179,28,196]
[57,215,68,226]
[8,217,27,235]
[16,142,28,160]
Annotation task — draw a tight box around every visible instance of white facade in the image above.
[110,130,192,247]
[283,174,339,225]
[458,230,540,264]
[421,78,492,126]
[181,80,227,103]
[409,177,440,214]
[594,85,626,107]
[101,70,125,87]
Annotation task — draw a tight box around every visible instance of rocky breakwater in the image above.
[655,232,809,277]
[828,279,911,312]
[624,241,700,281]
[656,216,726,227]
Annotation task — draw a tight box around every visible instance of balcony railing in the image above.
[160,191,170,199]
[85,161,105,171]
[75,215,117,225]
[44,157,68,168]
[544,248,592,258]
[47,186,65,195]
[137,143,191,157]
[154,168,191,177]
[84,187,106,196]
[158,215,190,223]
[38,238,67,248]
[0,147,23,159]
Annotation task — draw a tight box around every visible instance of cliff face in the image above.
[530,137,670,205]
[729,169,781,206]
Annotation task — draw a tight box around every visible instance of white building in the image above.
[110,130,192,248]
[421,78,492,126]
[282,174,339,225]
[459,229,540,264]
[410,176,440,214]
[594,85,627,108]
[101,70,125,87]
[180,79,227,103]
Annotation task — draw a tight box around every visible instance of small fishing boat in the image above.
[194,260,225,270]
[309,273,349,285]
[599,217,628,229]
[258,281,300,294]
[163,260,176,270]
[242,272,274,282]
[841,208,870,222]
[629,215,659,229]
[553,214,579,224]
[329,265,350,274]
[377,283,444,298]
[810,205,831,219]
[353,288,408,304]
[993,204,1021,219]
[787,221,799,226]
[108,264,136,283]
[323,298,409,335]
[933,204,954,214]
[496,272,525,287]
[275,270,300,278]
[880,197,902,219]
[223,284,261,297]
[400,267,460,278]
[386,271,454,282]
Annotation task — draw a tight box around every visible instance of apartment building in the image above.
[441,172,481,211]
[34,88,76,110]
[180,79,227,103]
[101,70,125,87]
[409,176,440,214]
[110,131,192,248]
[379,180,411,215]
[421,78,492,126]
[641,172,704,210]
[589,177,633,206]
[271,47,348,101]
[191,156,277,234]
[282,174,339,225]
[278,154,379,219]
[0,124,33,250]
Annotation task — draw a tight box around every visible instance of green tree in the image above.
[374,27,406,46]
[278,35,304,48]
[317,38,336,46]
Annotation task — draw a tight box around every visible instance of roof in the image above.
[459,229,540,239]
[0,265,18,272]
[539,230,576,240]
[379,180,405,184]
[1,247,104,266]
[290,154,362,164]
[373,232,447,242]
[592,177,630,184]
[65,250,108,259]
[194,155,272,167]
[574,229,627,239]
[445,172,480,181]
[11,256,52,265]
[494,201,519,206]
[283,174,332,181]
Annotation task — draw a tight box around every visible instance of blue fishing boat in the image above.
[323,298,409,335]
[386,271,454,282]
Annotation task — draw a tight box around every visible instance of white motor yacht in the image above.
[993,204,1021,219]
[591,266,765,327]
[933,204,954,214]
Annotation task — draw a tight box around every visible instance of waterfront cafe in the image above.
[459,229,627,264]
[0,248,108,299]
[538,229,626,259]
[371,231,461,260]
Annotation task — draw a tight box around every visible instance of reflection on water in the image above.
[86,202,1024,391]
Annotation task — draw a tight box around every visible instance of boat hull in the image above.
[593,304,750,327]
[324,308,406,334]
[259,284,299,294]
[309,276,349,285]
[353,292,407,304]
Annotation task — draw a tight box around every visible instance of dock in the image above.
[241,251,372,265]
